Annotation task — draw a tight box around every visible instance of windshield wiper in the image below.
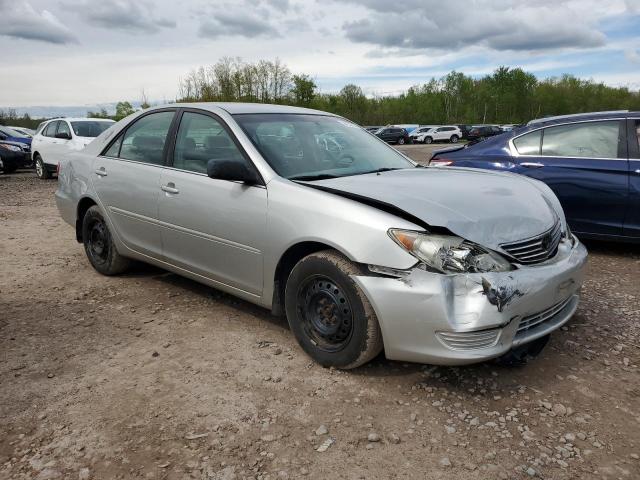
[289,173,340,181]
[361,167,404,175]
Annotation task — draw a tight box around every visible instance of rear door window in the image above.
[541,121,622,159]
[43,121,59,137]
[117,111,175,165]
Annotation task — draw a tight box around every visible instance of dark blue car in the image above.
[429,111,640,243]
[0,126,32,149]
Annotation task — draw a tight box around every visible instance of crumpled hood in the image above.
[309,167,562,250]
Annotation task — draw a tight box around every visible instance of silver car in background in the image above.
[55,103,587,369]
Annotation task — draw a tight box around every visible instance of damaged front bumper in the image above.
[354,238,587,365]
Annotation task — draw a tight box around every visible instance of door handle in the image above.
[161,184,179,194]
[94,167,107,177]
[520,162,544,168]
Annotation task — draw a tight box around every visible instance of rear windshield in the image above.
[71,121,114,137]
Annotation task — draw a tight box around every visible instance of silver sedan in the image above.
[55,103,587,369]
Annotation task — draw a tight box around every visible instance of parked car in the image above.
[457,124,474,139]
[429,111,640,242]
[409,125,438,141]
[56,103,586,369]
[467,125,504,141]
[0,139,32,173]
[375,126,411,144]
[0,126,32,149]
[415,125,463,144]
[8,126,35,137]
[31,117,115,179]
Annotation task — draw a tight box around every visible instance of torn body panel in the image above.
[353,239,587,365]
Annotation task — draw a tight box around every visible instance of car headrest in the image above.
[133,135,163,148]
[205,135,231,149]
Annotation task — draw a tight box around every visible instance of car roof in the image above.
[527,110,640,127]
[43,117,115,123]
[166,102,334,116]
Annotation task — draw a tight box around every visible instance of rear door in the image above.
[92,109,176,258]
[512,119,629,236]
[624,118,640,237]
[38,121,60,165]
[158,109,267,295]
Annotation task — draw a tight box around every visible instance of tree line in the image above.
[3,58,639,128]
[177,58,640,126]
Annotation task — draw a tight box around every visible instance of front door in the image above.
[158,110,267,296]
[92,110,176,258]
[513,119,629,236]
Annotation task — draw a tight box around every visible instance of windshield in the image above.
[0,126,29,138]
[71,121,114,137]
[233,114,414,180]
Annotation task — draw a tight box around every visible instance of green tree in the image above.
[115,101,135,120]
[291,74,317,107]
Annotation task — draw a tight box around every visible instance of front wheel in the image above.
[424,136,433,144]
[285,250,383,369]
[34,154,50,179]
[450,135,459,143]
[82,205,131,275]
[397,137,405,145]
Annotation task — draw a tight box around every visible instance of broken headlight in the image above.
[388,229,513,274]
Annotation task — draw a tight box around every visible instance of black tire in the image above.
[450,135,459,143]
[82,205,130,275]
[35,154,50,179]
[397,137,405,145]
[284,250,383,369]
[424,136,433,144]
[495,334,550,367]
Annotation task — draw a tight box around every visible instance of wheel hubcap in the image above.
[88,220,109,264]
[297,276,353,352]
[36,160,42,176]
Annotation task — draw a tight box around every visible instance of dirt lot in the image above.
[1,163,639,480]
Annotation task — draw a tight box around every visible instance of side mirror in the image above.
[207,159,261,185]
[55,132,72,140]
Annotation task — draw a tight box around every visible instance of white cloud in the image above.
[0,0,78,44]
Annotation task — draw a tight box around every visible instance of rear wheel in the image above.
[450,135,459,143]
[35,154,50,179]
[82,206,131,275]
[285,250,383,369]
[496,334,550,367]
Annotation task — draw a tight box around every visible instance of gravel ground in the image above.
[1,167,639,480]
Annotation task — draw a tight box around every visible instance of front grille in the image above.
[500,221,562,265]
[516,296,573,336]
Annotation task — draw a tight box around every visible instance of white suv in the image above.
[416,125,462,144]
[409,125,438,141]
[32,118,114,179]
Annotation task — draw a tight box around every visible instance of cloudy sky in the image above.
[1,0,639,109]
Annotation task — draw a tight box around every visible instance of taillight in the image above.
[430,158,454,166]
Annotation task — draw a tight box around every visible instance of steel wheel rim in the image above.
[87,219,109,265]
[297,275,354,352]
